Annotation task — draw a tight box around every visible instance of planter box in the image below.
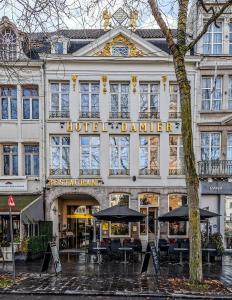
[1,243,19,262]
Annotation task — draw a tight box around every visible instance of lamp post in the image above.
[8,195,16,283]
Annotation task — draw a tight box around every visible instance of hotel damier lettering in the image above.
[66,121,174,133]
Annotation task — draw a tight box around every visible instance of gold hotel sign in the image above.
[47,178,101,187]
[66,121,174,133]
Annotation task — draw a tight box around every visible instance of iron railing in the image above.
[49,168,70,176]
[49,111,70,118]
[168,112,181,119]
[139,169,160,175]
[79,112,100,119]
[198,160,232,177]
[139,112,160,119]
[109,169,129,175]
[169,168,185,175]
[109,112,130,119]
[79,169,100,176]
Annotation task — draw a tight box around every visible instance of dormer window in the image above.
[0,28,17,60]
[112,44,129,56]
[54,42,64,54]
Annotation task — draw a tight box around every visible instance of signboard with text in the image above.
[201,182,232,195]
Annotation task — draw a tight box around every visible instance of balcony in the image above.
[169,112,181,119]
[79,112,100,119]
[198,160,232,178]
[139,169,160,175]
[139,112,160,119]
[109,169,129,175]
[50,168,70,176]
[169,168,185,175]
[109,112,130,119]
[80,169,100,176]
[49,111,70,118]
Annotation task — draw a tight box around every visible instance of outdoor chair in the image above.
[131,239,143,261]
[110,239,122,260]
[168,243,179,262]
[100,240,112,261]
[158,239,169,259]
[85,242,97,262]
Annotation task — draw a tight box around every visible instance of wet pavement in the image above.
[0,252,232,297]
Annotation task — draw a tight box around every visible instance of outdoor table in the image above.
[119,247,133,264]
[202,248,217,263]
[173,248,188,264]
[92,247,107,264]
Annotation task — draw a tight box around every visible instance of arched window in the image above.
[0,28,17,60]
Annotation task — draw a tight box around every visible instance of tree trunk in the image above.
[173,51,203,283]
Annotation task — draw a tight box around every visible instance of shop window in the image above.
[109,193,130,237]
[168,194,187,236]
[139,193,159,237]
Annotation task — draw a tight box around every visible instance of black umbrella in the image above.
[93,205,146,222]
[158,205,220,222]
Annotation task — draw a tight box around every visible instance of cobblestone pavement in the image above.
[0,252,232,297]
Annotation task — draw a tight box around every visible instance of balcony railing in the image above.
[169,168,185,175]
[198,160,232,177]
[139,168,160,175]
[49,111,70,118]
[109,112,130,119]
[79,112,100,119]
[80,169,100,176]
[139,112,160,119]
[109,169,129,175]
[169,112,181,119]
[50,168,70,176]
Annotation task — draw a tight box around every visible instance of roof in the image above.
[0,194,41,213]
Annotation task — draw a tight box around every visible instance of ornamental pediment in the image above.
[72,26,167,57]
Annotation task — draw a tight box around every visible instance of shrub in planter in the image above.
[209,232,224,256]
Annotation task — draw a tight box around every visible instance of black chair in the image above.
[158,239,169,259]
[168,243,179,262]
[86,242,97,262]
[131,239,143,261]
[110,239,122,260]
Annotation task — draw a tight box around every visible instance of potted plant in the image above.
[15,238,29,261]
[1,240,11,261]
[209,232,224,261]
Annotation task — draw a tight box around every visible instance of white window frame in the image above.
[169,83,181,117]
[22,86,39,120]
[169,135,184,175]
[3,144,18,176]
[201,132,221,161]
[24,144,39,176]
[79,82,100,116]
[110,82,130,116]
[139,82,160,113]
[80,135,100,175]
[227,133,232,160]
[49,82,70,115]
[203,21,223,55]
[228,76,232,110]
[0,86,17,120]
[50,135,70,175]
[201,76,222,111]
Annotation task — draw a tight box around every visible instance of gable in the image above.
[72,26,167,57]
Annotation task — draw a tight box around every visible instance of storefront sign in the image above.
[66,121,174,133]
[201,182,232,195]
[0,180,27,192]
[47,178,101,187]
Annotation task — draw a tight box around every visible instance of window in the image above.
[80,82,100,118]
[22,87,39,119]
[228,77,232,110]
[109,193,130,237]
[139,193,159,237]
[201,132,221,160]
[229,23,232,54]
[224,196,232,248]
[139,136,159,175]
[169,194,187,236]
[0,28,17,61]
[54,42,64,54]
[3,145,18,175]
[169,135,184,175]
[80,136,100,175]
[50,82,69,118]
[1,86,17,119]
[110,193,130,207]
[110,83,129,118]
[50,136,70,175]
[227,134,232,160]
[169,83,181,118]
[112,45,129,56]
[201,76,222,111]
[110,135,129,175]
[203,22,222,55]
[139,83,159,119]
[24,145,39,176]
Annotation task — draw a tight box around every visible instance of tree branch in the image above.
[177,0,189,51]
[148,0,176,53]
[186,0,232,52]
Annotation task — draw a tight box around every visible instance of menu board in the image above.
[41,242,62,274]
[141,242,160,275]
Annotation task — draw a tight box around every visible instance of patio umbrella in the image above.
[158,204,220,222]
[93,205,146,222]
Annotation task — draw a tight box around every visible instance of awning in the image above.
[93,205,146,222]
[0,194,44,223]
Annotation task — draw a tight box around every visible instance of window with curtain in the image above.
[169,194,187,236]
[139,136,159,175]
[1,86,17,120]
[203,22,222,55]
[201,132,221,160]
[50,136,70,175]
[80,135,100,175]
[50,82,69,118]
[22,86,39,119]
[80,82,100,118]
[24,145,39,176]
[227,134,232,160]
[3,144,18,175]
[169,135,184,175]
[139,83,159,119]
[110,135,129,175]
[201,76,222,111]
[110,83,129,119]
[169,83,181,118]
